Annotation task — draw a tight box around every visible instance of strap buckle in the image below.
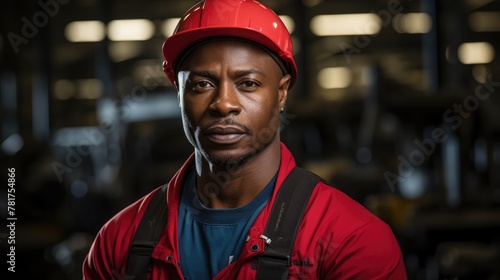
[259,234,272,245]
[260,247,291,267]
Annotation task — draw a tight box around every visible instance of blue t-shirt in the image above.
[178,169,276,280]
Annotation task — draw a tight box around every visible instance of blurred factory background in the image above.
[1,0,500,279]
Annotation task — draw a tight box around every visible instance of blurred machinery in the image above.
[1,0,500,279]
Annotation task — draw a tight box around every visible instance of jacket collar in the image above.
[152,143,297,265]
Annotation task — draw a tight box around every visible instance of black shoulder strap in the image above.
[126,167,323,280]
[126,184,168,280]
[256,167,324,280]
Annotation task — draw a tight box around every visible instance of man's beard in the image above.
[196,117,279,168]
[204,135,275,168]
[206,149,257,167]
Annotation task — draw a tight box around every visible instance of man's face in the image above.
[177,39,290,167]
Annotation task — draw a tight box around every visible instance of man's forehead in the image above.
[183,39,271,62]
[176,38,288,77]
[179,40,280,74]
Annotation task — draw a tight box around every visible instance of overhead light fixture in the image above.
[54,79,76,100]
[78,79,103,99]
[108,19,155,41]
[458,42,495,64]
[310,14,381,36]
[161,18,181,38]
[65,21,106,42]
[393,13,432,34]
[317,67,353,89]
[77,79,103,99]
[469,12,500,32]
[279,15,295,34]
[108,42,143,62]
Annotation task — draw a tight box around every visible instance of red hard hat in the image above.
[162,0,298,89]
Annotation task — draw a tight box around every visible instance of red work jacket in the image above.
[83,143,407,279]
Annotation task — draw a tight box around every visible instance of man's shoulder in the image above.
[304,181,406,278]
[83,186,167,279]
[100,186,165,235]
[307,181,390,235]
[294,180,406,277]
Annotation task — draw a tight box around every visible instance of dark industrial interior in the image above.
[1,0,500,279]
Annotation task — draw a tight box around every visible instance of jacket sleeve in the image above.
[322,220,407,280]
[82,194,154,280]
[83,225,123,279]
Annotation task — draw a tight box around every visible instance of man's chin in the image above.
[205,150,256,168]
[200,137,275,168]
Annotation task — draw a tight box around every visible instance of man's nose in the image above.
[209,83,241,116]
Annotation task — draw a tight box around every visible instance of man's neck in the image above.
[195,141,281,209]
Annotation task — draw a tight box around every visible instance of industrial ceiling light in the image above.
[161,18,180,38]
[317,67,353,89]
[458,42,495,64]
[310,14,381,36]
[393,13,432,34]
[65,20,105,42]
[108,19,155,41]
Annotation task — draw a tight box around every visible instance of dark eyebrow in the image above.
[188,69,266,80]
[189,71,217,80]
[234,69,266,78]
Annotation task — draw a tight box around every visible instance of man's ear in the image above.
[278,74,291,109]
[163,61,179,91]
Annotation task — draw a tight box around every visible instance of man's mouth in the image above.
[204,126,247,144]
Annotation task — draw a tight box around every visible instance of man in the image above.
[83,0,407,279]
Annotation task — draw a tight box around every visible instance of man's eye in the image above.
[194,81,211,88]
[192,81,213,91]
[240,81,258,88]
